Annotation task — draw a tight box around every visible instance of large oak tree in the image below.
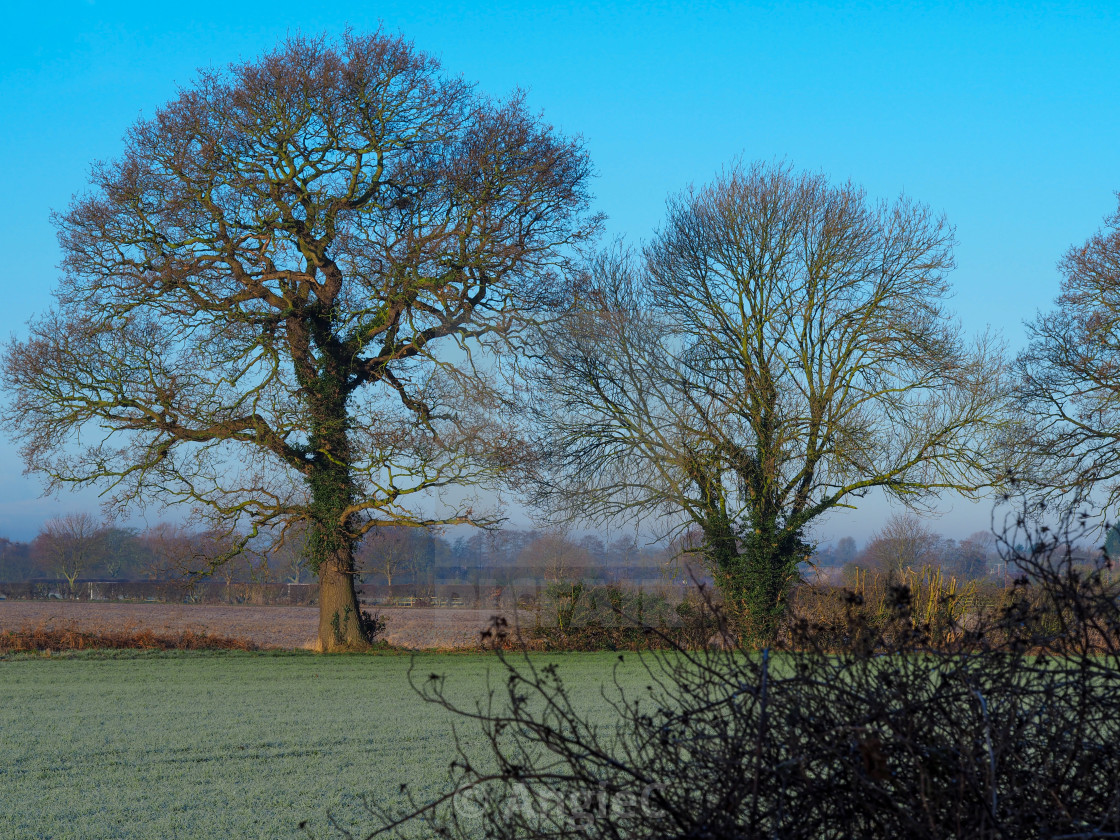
[2,32,598,649]
[532,162,1008,641]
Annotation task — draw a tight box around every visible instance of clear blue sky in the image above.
[0,0,1117,544]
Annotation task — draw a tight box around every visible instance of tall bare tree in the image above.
[532,162,1008,641]
[32,513,106,597]
[268,525,312,585]
[1015,193,1120,514]
[138,522,198,581]
[1,32,598,649]
[859,512,942,575]
[358,526,413,587]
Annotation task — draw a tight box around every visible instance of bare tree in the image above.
[858,511,942,574]
[944,529,997,579]
[201,529,257,603]
[531,162,1008,641]
[138,522,197,581]
[270,527,312,585]
[0,538,33,582]
[358,527,413,587]
[1015,192,1120,514]
[31,513,105,597]
[1,32,599,650]
[517,528,596,584]
[834,536,858,565]
[517,529,599,632]
[97,527,142,579]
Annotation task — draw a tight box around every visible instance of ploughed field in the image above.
[0,650,637,840]
[0,601,512,650]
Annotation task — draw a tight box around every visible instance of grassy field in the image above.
[0,650,640,840]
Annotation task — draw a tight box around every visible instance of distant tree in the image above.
[606,536,640,568]
[1015,193,1120,514]
[402,528,440,591]
[358,527,414,587]
[0,539,33,586]
[1,32,598,650]
[576,534,606,563]
[944,530,996,579]
[514,529,597,632]
[31,513,106,596]
[196,528,256,603]
[1106,523,1120,560]
[532,162,1009,641]
[269,528,312,585]
[501,531,538,567]
[835,536,858,565]
[859,512,942,575]
[0,538,33,582]
[97,527,144,579]
[517,529,596,583]
[138,523,197,581]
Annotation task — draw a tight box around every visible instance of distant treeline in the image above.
[4,510,1113,597]
[0,518,675,592]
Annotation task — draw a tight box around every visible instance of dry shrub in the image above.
[483,620,662,653]
[0,622,258,652]
[786,565,982,650]
[480,587,719,652]
[504,570,988,654]
[336,499,1120,840]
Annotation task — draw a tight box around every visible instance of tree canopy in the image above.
[1015,194,1120,514]
[531,162,1008,639]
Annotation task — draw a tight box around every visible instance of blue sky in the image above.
[0,0,1117,544]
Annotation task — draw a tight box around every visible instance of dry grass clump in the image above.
[0,622,258,652]
[785,564,983,650]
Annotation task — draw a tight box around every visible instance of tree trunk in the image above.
[318,548,368,651]
[299,350,370,651]
[706,514,808,647]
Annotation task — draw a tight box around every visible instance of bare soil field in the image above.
[0,600,512,649]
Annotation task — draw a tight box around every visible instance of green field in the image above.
[0,650,639,840]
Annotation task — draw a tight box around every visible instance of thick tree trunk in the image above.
[300,352,368,651]
[318,548,368,651]
[707,515,807,647]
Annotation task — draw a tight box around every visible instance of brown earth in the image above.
[0,600,514,650]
